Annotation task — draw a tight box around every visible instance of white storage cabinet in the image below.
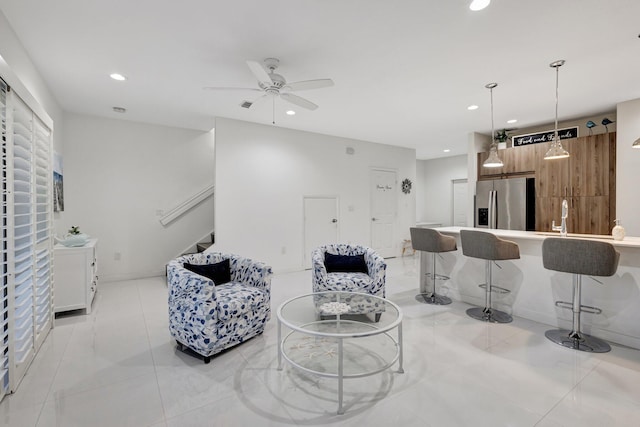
[54,239,98,314]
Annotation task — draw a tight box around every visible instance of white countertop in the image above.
[434,226,640,249]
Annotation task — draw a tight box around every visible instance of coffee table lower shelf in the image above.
[277,314,403,414]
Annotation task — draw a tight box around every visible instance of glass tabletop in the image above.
[277,291,402,337]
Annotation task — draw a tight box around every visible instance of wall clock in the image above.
[401,178,412,194]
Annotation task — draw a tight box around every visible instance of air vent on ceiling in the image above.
[240,101,252,109]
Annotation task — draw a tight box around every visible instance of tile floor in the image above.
[1,255,639,426]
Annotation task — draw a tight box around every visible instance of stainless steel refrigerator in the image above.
[475,177,535,230]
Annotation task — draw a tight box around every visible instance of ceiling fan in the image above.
[204,58,334,112]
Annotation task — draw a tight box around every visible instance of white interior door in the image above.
[370,169,397,258]
[452,179,468,227]
[303,197,338,268]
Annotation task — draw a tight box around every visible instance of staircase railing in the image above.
[159,184,214,226]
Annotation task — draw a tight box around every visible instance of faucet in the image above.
[552,199,568,237]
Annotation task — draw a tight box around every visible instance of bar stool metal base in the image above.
[466,307,512,323]
[544,329,611,353]
[415,293,452,305]
[425,273,450,281]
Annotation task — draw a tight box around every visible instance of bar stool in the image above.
[410,227,457,305]
[460,230,520,323]
[542,238,619,353]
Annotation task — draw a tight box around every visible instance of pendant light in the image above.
[483,82,503,168]
[544,60,570,160]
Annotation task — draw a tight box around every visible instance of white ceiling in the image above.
[1,0,639,159]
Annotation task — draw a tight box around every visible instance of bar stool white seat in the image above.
[460,230,520,323]
[542,237,619,353]
[410,227,457,305]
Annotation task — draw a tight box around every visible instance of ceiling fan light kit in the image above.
[204,58,334,123]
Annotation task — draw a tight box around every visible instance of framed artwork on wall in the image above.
[53,151,64,212]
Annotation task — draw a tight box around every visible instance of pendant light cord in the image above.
[484,82,498,149]
[554,64,559,141]
[490,86,495,147]
[482,82,503,168]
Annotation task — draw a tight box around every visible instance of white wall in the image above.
[616,99,640,236]
[0,9,67,234]
[467,132,490,226]
[0,11,62,136]
[416,154,467,226]
[214,117,416,273]
[63,113,215,281]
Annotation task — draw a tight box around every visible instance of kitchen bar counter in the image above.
[436,226,640,248]
[416,227,640,349]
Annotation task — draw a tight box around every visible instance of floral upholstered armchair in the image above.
[167,252,272,363]
[312,244,387,321]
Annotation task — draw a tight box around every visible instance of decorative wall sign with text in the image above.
[512,126,579,147]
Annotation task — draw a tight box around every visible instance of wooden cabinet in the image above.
[534,143,570,197]
[573,196,611,235]
[478,144,536,178]
[535,197,567,232]
[536,195,611,235]
[478,132,616,234]
[54,239,98,314]
[535,133,616,234]
[569,133,614,197]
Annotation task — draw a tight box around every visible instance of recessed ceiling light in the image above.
[467,105,479,110]
[469,0,490,11]
[112,107,126,113]
[286,110,296,116]
[507,119,518,124]
[110,73,127,81]
[443,149,451,153]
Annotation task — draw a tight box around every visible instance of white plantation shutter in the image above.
[11,95,36,379]
[0,84,53,398]
[0,78,9,400]
[33,118,52,345]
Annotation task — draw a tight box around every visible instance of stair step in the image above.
[196,242,213,253]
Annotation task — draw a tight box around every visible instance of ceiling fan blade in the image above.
[203,86,262,92]
[285,79,334,91]
[246,60,273,86]
[280,93,318,110]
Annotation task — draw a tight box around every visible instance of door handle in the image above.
[372,217,377,221]
[331,219,338,223]
[571,187,574,208]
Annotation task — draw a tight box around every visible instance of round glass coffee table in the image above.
[277,291,404,415]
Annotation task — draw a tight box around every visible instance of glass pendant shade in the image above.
[544,134,570,159]
[484,145,503,167]
[544,60,569,160]
[632,137,640,149]
[482,82,503,168]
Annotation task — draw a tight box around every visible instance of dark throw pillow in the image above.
[324,253,368,274]
[184,258,231,285]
